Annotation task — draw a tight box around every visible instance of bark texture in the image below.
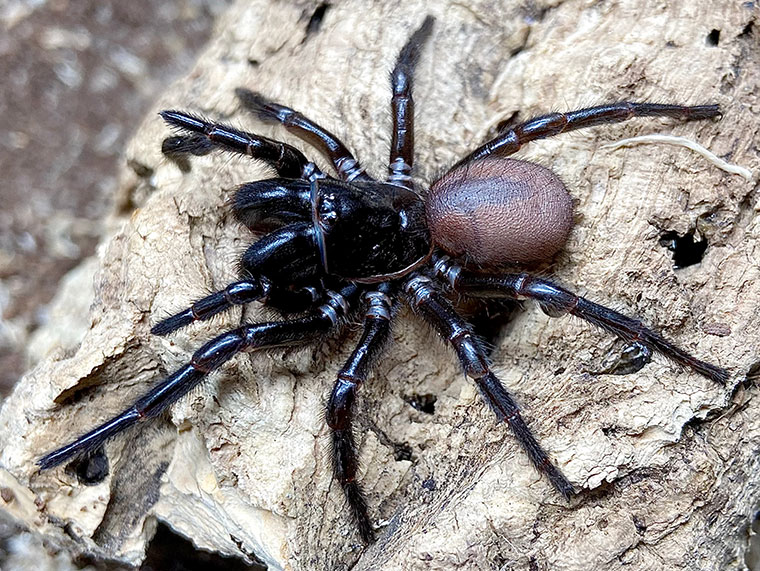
[1,1,759,569]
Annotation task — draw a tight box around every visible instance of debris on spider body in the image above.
[37,14,729,550]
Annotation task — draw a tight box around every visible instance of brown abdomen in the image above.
[426,158,573,267]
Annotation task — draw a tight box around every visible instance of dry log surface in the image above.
[1,1,759,569]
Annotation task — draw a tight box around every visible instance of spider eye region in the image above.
[426,157,573,267]
[316,193,338,229]
[313,179,431,281]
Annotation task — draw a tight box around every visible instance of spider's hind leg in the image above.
[435,260,729,384]
[327,283,396,543]
[455,101,721,169]
[404,273,575,500]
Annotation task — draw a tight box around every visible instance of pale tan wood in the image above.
[1,1,759,569]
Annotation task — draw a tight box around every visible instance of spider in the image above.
[39,16,728,544]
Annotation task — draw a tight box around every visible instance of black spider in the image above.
[39,17,728,543]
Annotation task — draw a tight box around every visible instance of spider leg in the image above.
[453,101,721,168]
[404,273,575,499]
[387,16,434,188]
[236,88,370,182]
[152,222,322,335]
[160,110,321,179]
[38,284,362,471]
[161,133,214,157]
[434,258,729,383]
[152,278,270,336]
[327,283,395,543]
[233,178,311,231]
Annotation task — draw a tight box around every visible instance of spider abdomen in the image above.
[426,157,573,267]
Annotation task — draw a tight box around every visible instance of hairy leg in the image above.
[433,258,729,383]
[236,88,370,182]
[152,222,322,335]
[405,273,575,499]
[39,284,361,470]
[387,16,434,188]
[160,110,323,179]
[453,101,720,169]
[327,284,395,542]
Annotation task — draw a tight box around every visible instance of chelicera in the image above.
[39,17,728,543]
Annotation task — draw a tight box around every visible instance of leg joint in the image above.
[327,376,357,429]
[319,290,351,325]
[451,330,489,379]
[363,290,392,320]
[404,274,434,308]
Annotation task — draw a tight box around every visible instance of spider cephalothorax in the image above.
[39,16,728,543]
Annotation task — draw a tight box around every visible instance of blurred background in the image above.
[0,2,273,569]
[0,0,231,398]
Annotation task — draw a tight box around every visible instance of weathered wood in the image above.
[1,1,759,569]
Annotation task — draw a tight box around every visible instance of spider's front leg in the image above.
[38,284,362,471]
[404,274,575,499]
[160,110,317,179]
[434,258,729,383]
[236,88,370,182]
[152,221,323,335]
[327,283,396,543]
